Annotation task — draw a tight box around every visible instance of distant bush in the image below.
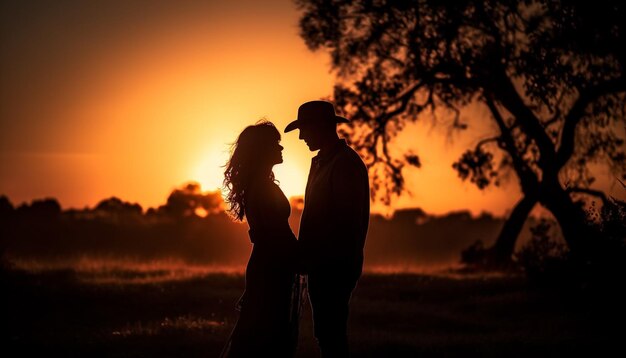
[0,250,11,275]
[0,195,14,276]
[514,218,571,287]
[579,198,626,287]
[460,240,489,267]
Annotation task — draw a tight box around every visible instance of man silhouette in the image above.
[285,100,370,357]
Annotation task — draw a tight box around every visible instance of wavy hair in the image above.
[223,120,281,221]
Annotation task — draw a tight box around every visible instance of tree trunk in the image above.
[490,194,538,263]
[461,194,537,270]
[540,179,591,254]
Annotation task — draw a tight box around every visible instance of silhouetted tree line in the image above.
[0,183,249,266]
[0,182,539,269]
[3,179,621,286]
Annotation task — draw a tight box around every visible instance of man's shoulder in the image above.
[332,144,368,178]
[336,144,366,167]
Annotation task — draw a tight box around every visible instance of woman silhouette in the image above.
[221,120,302,357]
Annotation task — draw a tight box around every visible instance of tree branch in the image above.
[542,89,567,128]
[566,187,610,206]
[476,136,501,150]
[474,2,556,171]
[485,96,538,193]
[491,73,556,170]
[556,76,626,169]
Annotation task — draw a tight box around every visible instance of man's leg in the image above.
[308,274,357,358]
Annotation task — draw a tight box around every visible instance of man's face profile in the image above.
[298,122,322,151]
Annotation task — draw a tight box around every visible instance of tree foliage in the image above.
[297,0,626,205]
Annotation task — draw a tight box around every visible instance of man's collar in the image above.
[313,138,347,164]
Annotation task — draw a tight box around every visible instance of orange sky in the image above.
[1,0,624,217]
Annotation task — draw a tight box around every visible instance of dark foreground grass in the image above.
[2,268,624,357]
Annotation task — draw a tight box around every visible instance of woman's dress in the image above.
[222,180,303,358]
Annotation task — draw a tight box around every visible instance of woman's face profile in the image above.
[268,140,284,166]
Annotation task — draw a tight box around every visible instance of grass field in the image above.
[3,265,624,357]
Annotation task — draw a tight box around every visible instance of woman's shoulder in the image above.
[246,179,273,195]
[244,180,290,223]
[250,181,289,207]
[245,180,279,205]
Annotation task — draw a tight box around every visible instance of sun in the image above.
[273,162,306,199]
[189,146,307,201]
[189,150,229,194]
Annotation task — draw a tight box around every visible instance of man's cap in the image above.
[284,100,349,133]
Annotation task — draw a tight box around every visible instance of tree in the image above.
[16,198,62,220]
[296,0,626,267]
[157,182,224,218]
[96,197,143,215]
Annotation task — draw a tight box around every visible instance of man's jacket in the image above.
[298,139,370,278]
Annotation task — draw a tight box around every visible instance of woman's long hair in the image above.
[223,120,281,221]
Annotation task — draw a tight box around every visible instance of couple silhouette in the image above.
[220,101,370,358]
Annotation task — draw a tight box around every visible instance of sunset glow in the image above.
[1,0,623,216]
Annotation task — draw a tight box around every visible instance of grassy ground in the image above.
[2,268,624,357]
